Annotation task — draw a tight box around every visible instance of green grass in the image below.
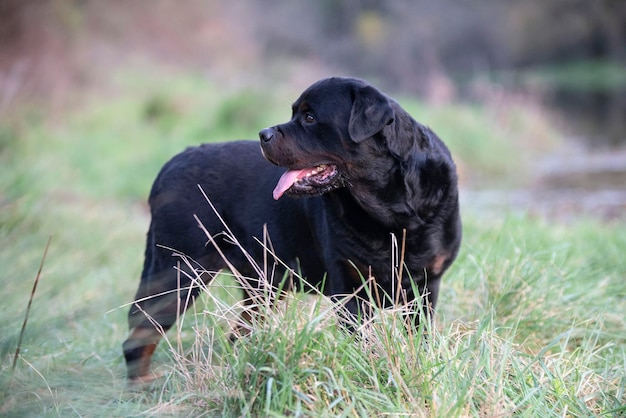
[1,72,624,416]
[169,215,626,416]
[520,60,626,92]
[477,59,626,94]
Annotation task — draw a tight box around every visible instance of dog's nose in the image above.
[259,127,274,143]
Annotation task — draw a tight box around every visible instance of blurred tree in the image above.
[0,0,82,113]
[506,0,625,65]
[1,0,624,113]
[589,0,625,61]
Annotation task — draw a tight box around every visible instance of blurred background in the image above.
[1,0,625,219]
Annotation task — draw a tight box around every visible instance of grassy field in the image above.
[1,73,625,417]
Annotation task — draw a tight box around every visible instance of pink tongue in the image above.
[273,169,307,200]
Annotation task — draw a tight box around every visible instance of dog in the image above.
[122,77,462,382]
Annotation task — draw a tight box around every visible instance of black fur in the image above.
[123,77,462,380]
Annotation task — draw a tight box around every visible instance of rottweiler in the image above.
[123,77,462,382]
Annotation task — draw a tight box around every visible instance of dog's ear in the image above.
[349,86,395,143]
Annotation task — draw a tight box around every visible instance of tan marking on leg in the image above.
[126,327,162,382]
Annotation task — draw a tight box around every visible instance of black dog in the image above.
[123,77,462,381]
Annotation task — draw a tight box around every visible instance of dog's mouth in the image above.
[273,164,342,200]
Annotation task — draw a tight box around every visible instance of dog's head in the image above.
[259,77,398,200]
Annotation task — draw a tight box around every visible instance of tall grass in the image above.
[0,72,624,416]
[142,213,624,416]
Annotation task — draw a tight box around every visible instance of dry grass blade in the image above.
[11,235,52,379]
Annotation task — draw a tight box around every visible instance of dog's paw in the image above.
[127,372,163,388]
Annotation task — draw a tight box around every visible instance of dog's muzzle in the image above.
[259,127,276,143]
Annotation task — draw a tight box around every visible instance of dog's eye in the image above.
[304,113,315,123]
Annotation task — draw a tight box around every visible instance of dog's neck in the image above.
[330,176,423,232]
[338,148,457,232]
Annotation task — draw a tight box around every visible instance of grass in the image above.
[519,60,626,93]
[1,71,624,416]
[158,214,626,416]
[473,59,626,93]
